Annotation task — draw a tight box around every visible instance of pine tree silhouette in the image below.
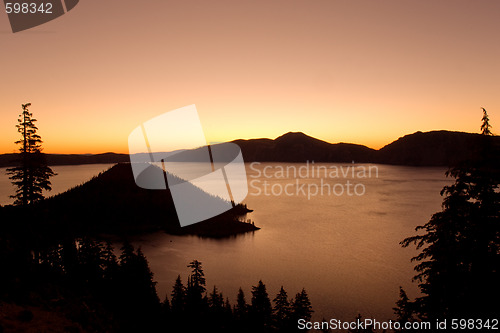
[399,108,500,319]
[171,275,186,315]
[185,259,207,316]
[7,103,56,206]
[250,280,272,331]
[290,288,313,325]
[272,286,291,331]
[480,107,493,135]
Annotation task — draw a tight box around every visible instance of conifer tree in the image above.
[186,260,207,313]
[399,108,500,319]
[234,287,249,327]
[102,241,118,281]
[480,107,492,135]
[78,238,105,284]
[187,260,206,294]
[209,285,224,310]
[224,297,232,317]
[161,295,171,322]
[116,244,160,330]
[250,280,272,330]
[273,286,291,330]
[393,287,417,331]
[7,103,55,206]
[171,275,186,314]
[290,288,313,323]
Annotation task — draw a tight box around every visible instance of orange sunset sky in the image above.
[0,0,499,154]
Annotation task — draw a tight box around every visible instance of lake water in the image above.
[0,162,453,323]
[0,164,115,205]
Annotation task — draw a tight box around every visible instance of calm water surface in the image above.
[129,163,452,322]
[0,162,452,323]
[0,164,114,205]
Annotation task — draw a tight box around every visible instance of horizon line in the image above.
[0,129,491,155]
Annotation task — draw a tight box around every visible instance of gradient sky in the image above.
[1,0,499,154]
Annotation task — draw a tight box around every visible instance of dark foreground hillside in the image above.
[0,164,260,332]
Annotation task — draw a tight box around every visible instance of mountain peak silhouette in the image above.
[275,131,329,145]
[277,131,309,138]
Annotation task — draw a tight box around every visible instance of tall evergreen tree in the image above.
[208,285,224,310]
[171,275,186,314]
[186,260,207,313]
[119,241,135,266]
[224,297,232,318]
[273,286,291,330]
[399,108,500,319]
[290,288,313,323]
[78,238,105,285]
[187,260,206,294]
[115,244,160,331]
[480,107,492,135]
[161,294,171,326]
[234,287,249,327]
[250,280,272,330]
[60,238,79,279]
[207,285,225,329]
[102,241,119,281]
[162,295,171,312]
[7,103,55,206]
[393,287,418,331]
[133,248,160,304]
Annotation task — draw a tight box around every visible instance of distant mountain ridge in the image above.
[0,130,498,167]
[376,130,498,166]
[235,130,500,166]
[232,131,377,163]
